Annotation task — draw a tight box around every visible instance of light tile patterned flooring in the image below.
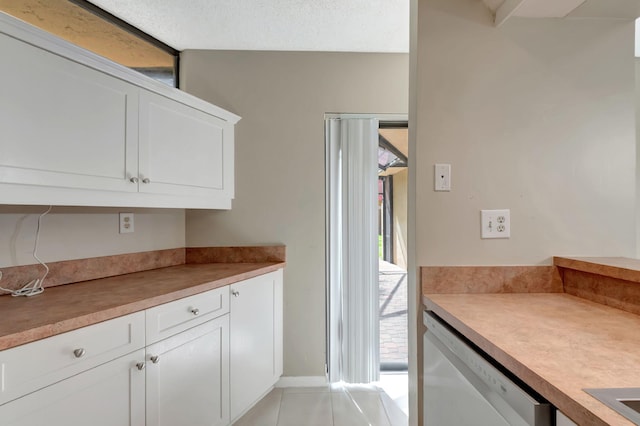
[234,260,409,425]
[379,260,408,366]
[233,382,408,426]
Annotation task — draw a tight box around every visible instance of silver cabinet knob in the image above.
[150,355,160,364]
[232,290,240,297]
[142,178,151,184]
[129,176,139,183]
[73,348,86,358]
[191,308,200,315]
[136,362,146,371]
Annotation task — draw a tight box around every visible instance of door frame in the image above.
[324,112,408,383]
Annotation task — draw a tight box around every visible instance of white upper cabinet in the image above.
[0,31,139,194]
[0,13,239,209]
[138,90,234,205]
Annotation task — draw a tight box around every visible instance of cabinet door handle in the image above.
[142,178,151,184]
[73,348,86,358]
[136,362,146,371]
[150,355,160,364]
[191,308,200,315]
[232,290,240,297]
[129,177,139,183]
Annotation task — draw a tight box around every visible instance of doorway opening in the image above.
[377,122,409,416]
[378,122,408,373]
[325,114,408,419]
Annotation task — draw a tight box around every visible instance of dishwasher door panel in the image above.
[423,311,551,426]
[424,331,511,426]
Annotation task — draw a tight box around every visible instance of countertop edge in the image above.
[0,262,285,351]
[554,256,640,284]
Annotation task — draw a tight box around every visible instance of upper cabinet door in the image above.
[138,90,234,207]
[0,32,139,193]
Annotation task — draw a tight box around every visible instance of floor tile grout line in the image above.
[329,389,337,426]
[237,384,407,426]
[275,388,284,426]
[378,391,395,426]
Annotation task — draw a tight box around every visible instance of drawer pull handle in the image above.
[150,355,160,364]
[136,362,146,371]
[142,178,151,184]
[232,290,240,297]
[191,308,200,315]
[129,176,139,183]
[73,348,86,358]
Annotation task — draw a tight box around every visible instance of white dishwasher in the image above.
[423,311,551,426]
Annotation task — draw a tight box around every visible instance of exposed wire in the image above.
[0,205,52,297]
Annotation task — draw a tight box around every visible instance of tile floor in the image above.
[379,260,408,366]
[234,260,409,425]
[233,382,408,426]
[376,373,408,418]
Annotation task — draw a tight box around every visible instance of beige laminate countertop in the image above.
[0,262,284,351]
[423,292,640,426]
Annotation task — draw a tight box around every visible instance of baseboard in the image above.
[276,376,328,388]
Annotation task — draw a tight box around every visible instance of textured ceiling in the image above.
[88,0,410,52]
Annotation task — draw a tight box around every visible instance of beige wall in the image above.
[410,2,637,422]
[0,206,185,267]
[181,51,409,377]
[414,0,636,268]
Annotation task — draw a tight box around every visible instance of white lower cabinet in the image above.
[0,271,283,426]
[0,349,146,426]
[229,270,284,421]
[146,315,229,426]
[0,311,145,406]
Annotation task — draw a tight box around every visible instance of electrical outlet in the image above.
[434,164,451,191]
[119,212,134,234]
[481,209,510,239]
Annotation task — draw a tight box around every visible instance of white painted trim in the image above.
[325,119,342,383]
[276,376,329,388]
[324,113,408,121]
[495,0,527,26]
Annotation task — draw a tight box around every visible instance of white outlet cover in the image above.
[481,209,510,239]
[119,212,134,234]
[434,163,451,191]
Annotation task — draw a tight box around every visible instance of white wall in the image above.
[414,0,637,267]
[0,206,185,267]
[180,51,409,377]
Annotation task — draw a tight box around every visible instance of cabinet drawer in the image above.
[0,311,145,405]
[146,287,229,344]
[0,349,145,426]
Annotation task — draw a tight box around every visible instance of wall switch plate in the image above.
[119,212,134,234]
[434,164,451,191]
[481,209,510,239]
